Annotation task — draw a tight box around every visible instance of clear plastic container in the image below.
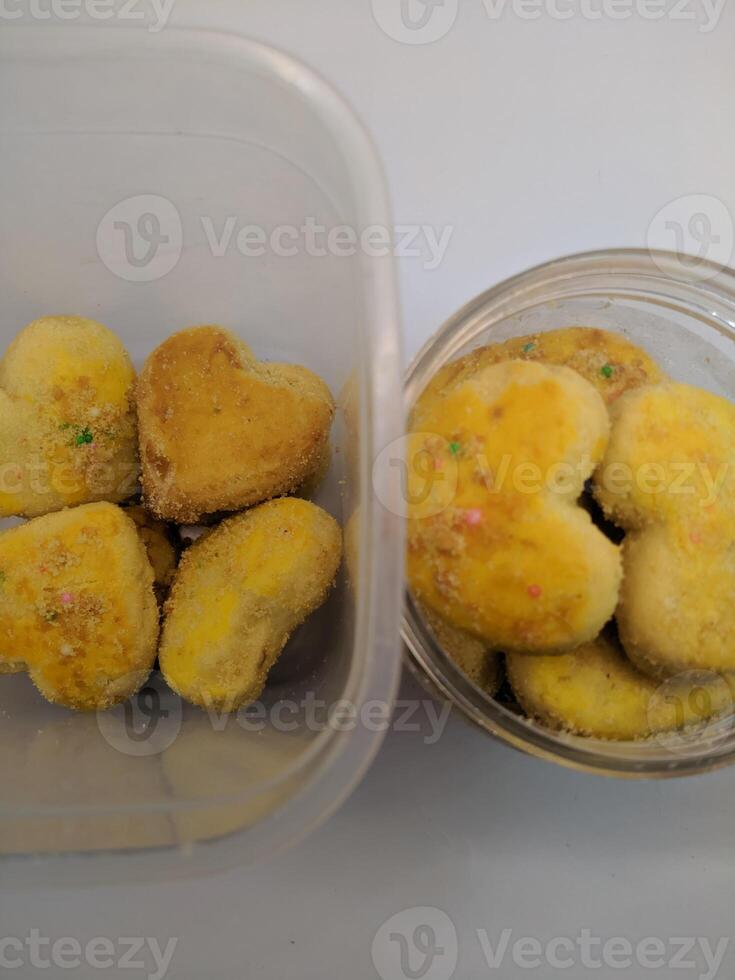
[0,25,403,885]
[403,249,735,780]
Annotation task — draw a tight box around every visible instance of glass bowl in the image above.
[402,248,735,779]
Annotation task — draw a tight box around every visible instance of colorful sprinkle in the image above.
[522,342,536,354]
[600,364,615,379]
[464,508,483,527]
[448,441,461,456]
[433,457,444,471]
[75,427,94,446]
[527,584,543,599]
[690,531,702,545]
[60,592,74,605]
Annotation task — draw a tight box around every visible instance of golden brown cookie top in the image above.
[415,326,663,418]
[137,326,335,523]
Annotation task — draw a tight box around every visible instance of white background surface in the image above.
[4,1,735,978]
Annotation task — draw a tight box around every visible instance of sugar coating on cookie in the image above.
[160,497,342,712]
[137,326,335,522]
[0,502,159,710]
[594,382,735,676]
[408,359,622,655]
[507,633,735,741]
[416,327,663,415]
[0,316,138,518]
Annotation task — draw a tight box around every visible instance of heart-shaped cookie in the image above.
[0,316,138,518]
[407,359,622,655]
[160,497,342,711]
[137,326,335,522]
[0,502,159,711]
[594,382,735,676]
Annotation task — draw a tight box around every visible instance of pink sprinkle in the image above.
[464,508,483,527]
[433,457,443,471]
[527,584,543,599]
[60,592,74,605]
[690,531,702,545]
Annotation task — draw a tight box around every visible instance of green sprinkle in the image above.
[448,441,461,456]
[600,364,615,379]
[522,342,536,354]
[74,427,94,446]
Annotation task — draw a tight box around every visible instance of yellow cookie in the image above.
[137,326,335,522]
[160,498,342,712]
[0,503,158,710]
[421,605,501,694]
[594,382,735,676]
[507,633,735,740]
[0,316,138,518]
[124,504,178,605]
[416,326,663,414]
[408,359,622,654]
